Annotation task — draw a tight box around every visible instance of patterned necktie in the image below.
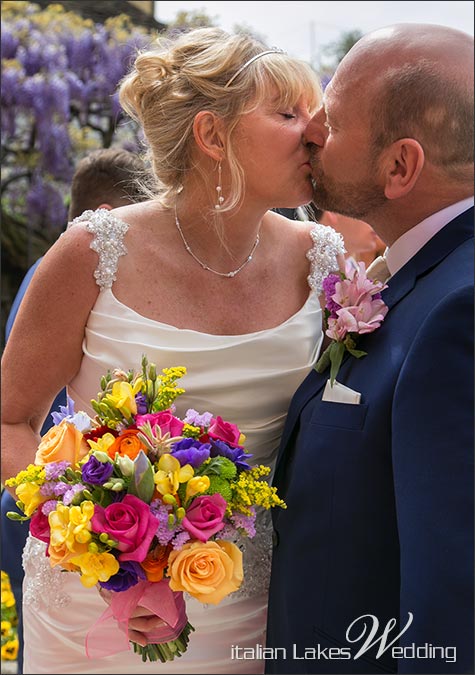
[366,255,390,283]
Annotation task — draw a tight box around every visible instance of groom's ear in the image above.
[381,138,425,200]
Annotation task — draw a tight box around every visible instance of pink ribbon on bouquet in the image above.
[85,579,187,659]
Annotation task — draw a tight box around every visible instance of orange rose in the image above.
[35,421,89,467]
[107,429,148,460]
[167,540,243,604]
[141,544,170,582]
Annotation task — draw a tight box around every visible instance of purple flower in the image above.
[40,482,69,498]
[210,440,253,472]
[50,395,75,425]
[231,508,257,538]
[44,460,70,480]
[183,409,213,428]
[322,273,342,318]
[81,456,114,485]
[50,396,91,432]
[41,500,59,516]
[150,500,176,546]
[171,530,191,550]
[135,393,148,415]
[1,27,19,59]
[98,560,146,592]
[63,483,86,506]
[2,7,149,232]
[171,438,211,468]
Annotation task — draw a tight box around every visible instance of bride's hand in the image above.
[128,606,167,646]
[97,585,166,646]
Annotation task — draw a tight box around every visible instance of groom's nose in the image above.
[304,107,328,148]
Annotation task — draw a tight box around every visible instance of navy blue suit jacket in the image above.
[266,208,474,674]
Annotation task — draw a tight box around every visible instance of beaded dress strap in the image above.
[71,209,129,289]
[306,222,346,294]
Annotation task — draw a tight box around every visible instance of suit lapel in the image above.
[274,208,474,481]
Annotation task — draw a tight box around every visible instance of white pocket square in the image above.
[322,379,361,405]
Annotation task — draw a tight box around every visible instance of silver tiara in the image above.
[224,48,286,89]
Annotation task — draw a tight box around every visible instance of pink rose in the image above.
[91,494,158,563]
[135,410,184,437]
[30,509,51,544]
[208,416,242,447]
[182,494,226,542]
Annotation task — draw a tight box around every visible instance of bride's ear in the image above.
[381,138,425,200]
[193,111,225,161]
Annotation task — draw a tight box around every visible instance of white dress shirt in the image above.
[385,197,474,277]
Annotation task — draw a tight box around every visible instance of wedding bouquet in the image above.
[6,356,285,663]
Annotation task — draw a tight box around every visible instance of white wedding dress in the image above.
[22,210,344,674]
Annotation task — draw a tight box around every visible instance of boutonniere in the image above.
[315,260,389,385]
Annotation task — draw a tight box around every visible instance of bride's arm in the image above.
[1,224,100,488]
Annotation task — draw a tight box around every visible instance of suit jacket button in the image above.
[272,529,279,547]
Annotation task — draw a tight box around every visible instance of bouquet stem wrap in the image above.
[85,579,188,659]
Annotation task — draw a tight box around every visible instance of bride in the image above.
[1,27,344,674]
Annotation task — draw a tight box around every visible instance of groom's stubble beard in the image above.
[310,153,387,220]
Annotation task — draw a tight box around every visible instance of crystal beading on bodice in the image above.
[71,209,129,289]
[23,535,72,610]
[307,223,345,294]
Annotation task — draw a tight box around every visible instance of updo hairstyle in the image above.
[119,27,322,212]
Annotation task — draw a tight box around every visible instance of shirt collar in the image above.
[385,197,474,276]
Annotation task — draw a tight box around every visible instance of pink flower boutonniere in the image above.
[315,260,389,385]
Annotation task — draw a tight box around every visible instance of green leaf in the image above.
[346,348,367,359]
[329,341,346,386]
[6,510,29,522]
[315,344,332,373]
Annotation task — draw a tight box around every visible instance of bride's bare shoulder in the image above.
[266,209,321,251]
[108,199,166,228]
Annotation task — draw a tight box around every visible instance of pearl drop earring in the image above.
[215,161,224,210]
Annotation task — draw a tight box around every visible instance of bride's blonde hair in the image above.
[119,27,322,212]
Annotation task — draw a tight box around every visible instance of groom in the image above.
[266,23,474,674]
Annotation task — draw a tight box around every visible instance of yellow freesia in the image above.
[70,551,120,588]
[103,380,142,418]
[154,453,194,496]
[69,501,94,544]
[185,475,210,501]
[15,481,48,517]
[49,501,93,551]
[87,432,116,454]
